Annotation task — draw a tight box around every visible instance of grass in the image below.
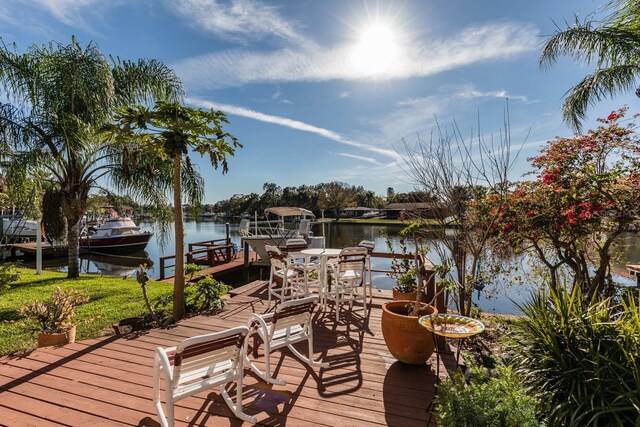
[0,268,173,355]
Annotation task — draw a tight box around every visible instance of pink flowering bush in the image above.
[482,107,640,298]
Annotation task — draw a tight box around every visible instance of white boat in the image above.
[2,217,40,240]
[240,207,321,265]
[80,212,153,253]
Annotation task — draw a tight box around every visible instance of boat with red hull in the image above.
[80,216,153,253]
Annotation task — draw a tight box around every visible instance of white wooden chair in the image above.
[153,326,256,426]
[325,247,369,322]
[245,295,329,385]
[357,240,375,302]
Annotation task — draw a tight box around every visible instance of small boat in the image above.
[80,212,153,253]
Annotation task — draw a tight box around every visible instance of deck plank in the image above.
[0,280,453,426]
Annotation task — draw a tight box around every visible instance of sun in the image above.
[350,23,400,77]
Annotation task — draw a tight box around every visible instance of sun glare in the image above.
[350,23,400,77]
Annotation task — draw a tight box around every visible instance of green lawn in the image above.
[0,268,174,355]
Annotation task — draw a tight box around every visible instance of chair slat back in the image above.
[271,296,317,334]
[337,247,367,273]
[171,326,247,388]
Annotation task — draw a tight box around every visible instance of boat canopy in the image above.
[264,207,315,218]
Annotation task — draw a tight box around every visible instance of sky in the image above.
[1,0,637,203]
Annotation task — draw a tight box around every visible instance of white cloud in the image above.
[334,152,382,165]
[455,85,529,102]
[188,97,402,162]
[168,0,313,47]
[338,91,353,99]
[173,23,539,89]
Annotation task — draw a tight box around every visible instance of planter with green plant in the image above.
[381,224,438,364]
[383,230,422,301]
[18,286,90,347]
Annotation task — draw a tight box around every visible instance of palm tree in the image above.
[105,101,240,321]
[0,37,183,278]
[541,0,640,131]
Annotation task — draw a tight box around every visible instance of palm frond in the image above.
[562,64,640,131]
[110,57,184,106]
[541,21,640,70]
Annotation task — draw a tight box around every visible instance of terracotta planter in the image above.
[37,325,77,348]
[381,301,437,364]
[112,316,144,335]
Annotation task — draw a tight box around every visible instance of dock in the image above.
[8,242,69,257]
[0,280,456,426]
[159,249,258,283]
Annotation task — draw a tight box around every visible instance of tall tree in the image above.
[541,0,640,130]
[0,37,182,277]
[105,101,240,321]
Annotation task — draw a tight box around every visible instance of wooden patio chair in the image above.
[153,326,257,426]
[245,295,329,385]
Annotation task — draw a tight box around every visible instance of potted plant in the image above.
[384,230,422,301]
[381,225,438,364]
[19,286,90,347]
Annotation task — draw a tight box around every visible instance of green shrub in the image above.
[185,275,231,313]
[0,262,21,290]
[509,287,640,426]
[437,363,540,427]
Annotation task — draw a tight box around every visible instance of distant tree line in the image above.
[209,182,433,218]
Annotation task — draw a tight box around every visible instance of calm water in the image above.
[33,220,640,315]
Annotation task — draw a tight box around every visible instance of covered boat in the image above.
[240,207,321,264]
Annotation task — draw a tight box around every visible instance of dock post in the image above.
[225,223,231,262]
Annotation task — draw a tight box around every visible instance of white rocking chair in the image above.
[245,295,329,385]
[153,326,256,426]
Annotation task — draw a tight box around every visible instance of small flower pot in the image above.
[37,325,77,348]
[112,316,144,335]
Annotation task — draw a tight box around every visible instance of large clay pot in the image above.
[381,301,437,364]
[37,325,76,348]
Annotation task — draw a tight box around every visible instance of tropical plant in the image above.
[18,286,90,333]
[186,275,231,313]
[135,264,161,326]
[0,37,183,278]
[0,261,20,291]
[104,101,240,321]
[437,363,541,427]
[509,287,640,426]
[487,108,640,299]
[541,0,640,131]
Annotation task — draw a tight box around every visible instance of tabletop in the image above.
[300,248,342,257]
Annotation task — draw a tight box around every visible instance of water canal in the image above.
[26,220,640,315]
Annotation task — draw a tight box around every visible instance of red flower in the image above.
[607,112,617,121]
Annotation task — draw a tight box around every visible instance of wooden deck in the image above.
[159,250,259,283]
[0,281,458,426]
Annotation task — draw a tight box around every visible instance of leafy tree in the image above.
[541,0,640,130]
[104,101,240,321]
[316,181,357,218]
[488,107,640,299]
[0,37,182,277]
